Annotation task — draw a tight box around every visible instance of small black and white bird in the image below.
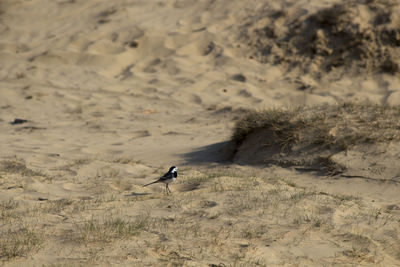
[142,166,178,194]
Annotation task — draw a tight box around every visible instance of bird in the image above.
[142,166,178,194]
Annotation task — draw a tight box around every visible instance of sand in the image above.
[1,0,400,265]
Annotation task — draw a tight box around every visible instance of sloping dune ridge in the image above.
[1,0,400,265]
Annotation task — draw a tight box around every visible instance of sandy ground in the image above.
[1,0,400,266]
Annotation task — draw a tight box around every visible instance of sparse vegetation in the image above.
[0,163,398,265]
[0,128,398,265]
[0,227,42,260]
[39,199,74,214]
[0,199,19,210]
[233,103,400,147]
[0,159,46,177]
[2,0,400,265]
[0,199,20,221]
[232,103,400,173]
[75,213,150,244]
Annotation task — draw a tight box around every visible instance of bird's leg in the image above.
[166,184,172,194]
[166,184,170,194]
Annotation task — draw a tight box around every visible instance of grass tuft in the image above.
[231,103,400,172]
[76,213,150,243]
[0,159,46,177]
[0,227,42,259]
[0,199,20,221]
[233,103,400,148]
[232,108,300,147]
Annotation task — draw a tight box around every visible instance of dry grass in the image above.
[233,108,298,147]
[0,199,20,221]
[231,103,400,173]
[233,102,400,148]
[0,159,47,177]
[0,199,42,260]
[0,227,42,260]
[75,213,151,244]
[0,165,399,265]
[38,199,74,214]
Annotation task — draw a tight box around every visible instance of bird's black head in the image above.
[169,166,178,173]
[169,166,178,177]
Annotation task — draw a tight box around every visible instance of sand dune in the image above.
[1,0,400,265]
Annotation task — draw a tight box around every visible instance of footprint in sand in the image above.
[143,58,161,73]
[190,94,202,104]
[237,89,252,98]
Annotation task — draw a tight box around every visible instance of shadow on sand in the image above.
[181,140,236,165]
[124,192,151,197]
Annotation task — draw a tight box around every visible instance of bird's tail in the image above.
[142,180,158,187]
